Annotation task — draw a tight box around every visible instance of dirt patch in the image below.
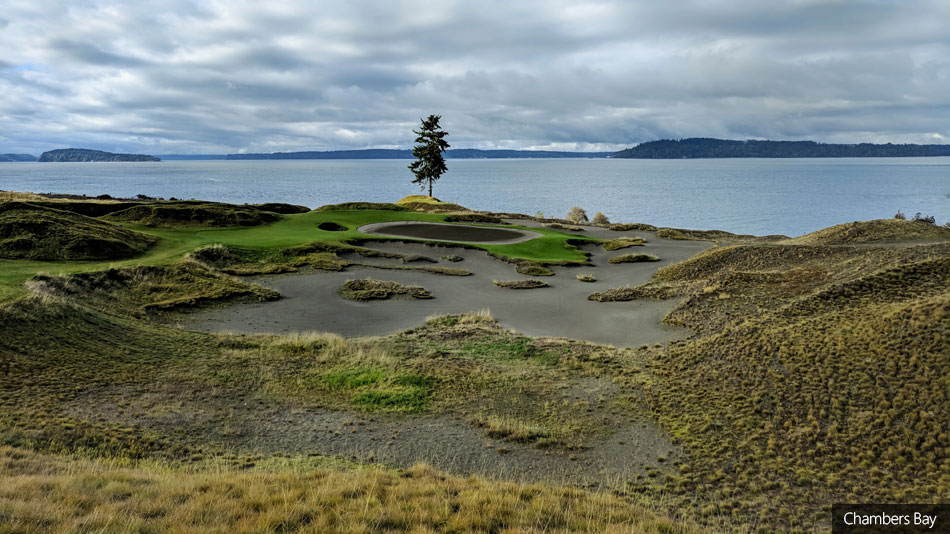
[61,378,680,488]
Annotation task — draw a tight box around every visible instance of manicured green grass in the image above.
[0,208,596,304]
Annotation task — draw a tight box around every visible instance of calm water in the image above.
[1,158,947,236]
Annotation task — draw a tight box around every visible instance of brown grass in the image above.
[0,447,707,534]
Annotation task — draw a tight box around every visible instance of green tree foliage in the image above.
[408,115,450,197]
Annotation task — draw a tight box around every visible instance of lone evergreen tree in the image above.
[408,114,450,197]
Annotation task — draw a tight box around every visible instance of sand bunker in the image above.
[359,221,542,244]
[186,221,714,347]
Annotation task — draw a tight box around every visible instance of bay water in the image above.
[1,157,947,236]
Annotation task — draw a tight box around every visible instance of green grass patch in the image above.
[313,366,434,413]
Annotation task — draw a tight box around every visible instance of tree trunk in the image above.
[428,181,433,197]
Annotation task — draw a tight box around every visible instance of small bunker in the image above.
[358,221,542,244]
[317,221,348,232]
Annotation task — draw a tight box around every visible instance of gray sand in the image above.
[184,221,712,347]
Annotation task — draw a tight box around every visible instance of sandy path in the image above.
[184,222,712,347]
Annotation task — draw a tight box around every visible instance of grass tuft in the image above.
[338,279,433,301]
[493,279,550,289]
[607,253,660,264]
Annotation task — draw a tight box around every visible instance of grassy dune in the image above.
[589,224,949,529]
[0,202,156,261]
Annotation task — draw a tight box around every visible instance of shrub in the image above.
[591,212,610,226]
[912,212,936,224]
[565,206,588,224]
[894,210,906,220]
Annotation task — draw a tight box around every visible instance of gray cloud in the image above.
[0,0,948,154]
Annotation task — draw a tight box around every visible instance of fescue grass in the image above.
[547,222,584,231]
[602,237,646,250]
[607,253,660,264]
[493,279,550,289]
[468,414,566,448]
[576,274,596,282]
[0,447,707,534]
[515,261,555,276]
[782,218,950,244]
[104,201,283,227]
[0,202,156,261]
[338,278,433,301]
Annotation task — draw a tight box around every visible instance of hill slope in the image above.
[0,202,156,260]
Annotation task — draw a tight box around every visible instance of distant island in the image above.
[0,154,37,162]
[613,138,950,158]
[226,148,612,160]
[38,148,160,162]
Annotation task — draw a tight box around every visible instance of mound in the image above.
[29,200,143,217]
[28,261,279,314]
[105,202,282,227]
[443,213,504,224]
[316,202,408,211]
[783,219,950,245]
[250,202,311,214]
[0,202,156,260]
[396,195,471,213]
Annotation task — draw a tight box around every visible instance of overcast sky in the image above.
[1,1,948,154]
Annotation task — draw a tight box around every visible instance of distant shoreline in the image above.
[5,138,950,161]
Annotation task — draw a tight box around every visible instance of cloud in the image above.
[0,0,947,154]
